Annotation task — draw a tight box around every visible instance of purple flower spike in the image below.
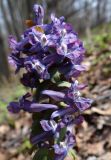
[7,3,92,159]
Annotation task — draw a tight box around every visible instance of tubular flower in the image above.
[53,131,76,160]
[7,3,92,160]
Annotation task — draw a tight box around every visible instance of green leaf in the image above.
[68,149,76,160]
[33,148,54,160]
[33,149,48,160]
[17,139,31,153]
[51,70,60,83]
[59,102,67,107]
[57,81,71,87]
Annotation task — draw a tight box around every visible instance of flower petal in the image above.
[42,90,65,101]
[33,4,44,25]
[7,102,21,113]
[40,120,52,131]
[51,107,77,119]
[74,64,86,71]
[76,97,93,111]
[30,103,58,112]
[53,144,67,160]
[65,131,76,148]
[31,131,53,145]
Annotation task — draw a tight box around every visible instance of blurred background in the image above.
[0,0,111,160]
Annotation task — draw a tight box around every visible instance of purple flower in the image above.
[20,72,38,88]
[7,93,58,113]
[61,114,84,126]
[58,62,86,78]
[42,90,65,101]
[16,37,31,52]
[53,131,76,160]
[51,106,84,129]
[8,56,17,69]
[7,102,21,113]
[33,4,44,25]
[8,10,86,79]
[7,93,32,113]
[9,54,24,73]
[30,103,58,112]
[66,80,93,111]
[51,107,78,119]
[31,114,83,147]
[53,144,67,160]
[31,120,58,145]
[42,80,92,112]
[24,59,50,79]
[8,35,18,52]
[31,119,76,147]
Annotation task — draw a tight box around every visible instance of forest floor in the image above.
[0,24,111,160]
[76,24,111,160]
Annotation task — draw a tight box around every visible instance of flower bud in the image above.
[33,4,44,24]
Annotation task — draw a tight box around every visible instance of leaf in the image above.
[68,149,76,160]
[17,139,31,153]
[57,81,71,87]
[51,70,60,83]
[33,148,54,160]
[33,148,48,160]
